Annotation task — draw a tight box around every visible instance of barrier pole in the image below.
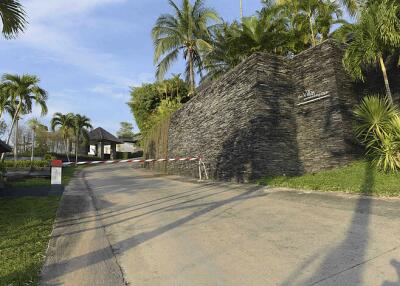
[200,159,209,180]
[198,159,202,181]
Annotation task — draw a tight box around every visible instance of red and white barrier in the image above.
[62,156,209,180]
[62,156,200,167]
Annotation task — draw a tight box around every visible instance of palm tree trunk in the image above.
[379,55,393,104]
[13,119,19,166]
[1,101,22,162]
[188,51,195,95]
[309,13,316,47]
[30,129,35,169]
[240,0,243,20]
[75,135,79,163]
[6,101,21,145]
[65,137,70,162]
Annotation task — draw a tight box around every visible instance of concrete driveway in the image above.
[41,164,400,286]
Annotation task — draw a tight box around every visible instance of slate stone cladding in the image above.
[166,40,368,181]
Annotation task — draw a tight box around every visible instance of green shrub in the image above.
[44,154,56,161]
[4,160,49,169]
[354,95,400,172]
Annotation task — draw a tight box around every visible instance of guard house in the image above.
[88,127,122,160]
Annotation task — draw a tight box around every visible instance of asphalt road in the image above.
[41,164,400,286]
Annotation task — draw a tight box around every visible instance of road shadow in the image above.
[42,180,266,282]
[382,259,400,286]
[282,162,374,285]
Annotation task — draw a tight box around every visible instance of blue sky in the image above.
[0,0,263,135]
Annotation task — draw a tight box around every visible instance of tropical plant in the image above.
[203,4,290,81]
[0,74,48,163]
[342,0,400,103]
[152,0,220,94]
[275,0,358,16]
[117,122,135,139]
[51,112,74,162]
[277,0,345,48]
[0,0,27,39]
[354,95,400,172]
[128,77,189,134]
[204,0,349,81]
[202,22,243,81]
[72,114,92,163]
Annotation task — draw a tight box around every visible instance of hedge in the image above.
[4,160,50,169]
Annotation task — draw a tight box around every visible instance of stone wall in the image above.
[167,40,362,181]
[292,41,360,173]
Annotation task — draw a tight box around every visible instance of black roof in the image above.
[89,127,122,143]
[0,140,12,153]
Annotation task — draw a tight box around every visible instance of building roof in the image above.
[89,127,122,144]
[0,140,12,153]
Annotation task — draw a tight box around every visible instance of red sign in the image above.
[51,160,63,167]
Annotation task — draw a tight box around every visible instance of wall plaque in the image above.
[297,90,330,106]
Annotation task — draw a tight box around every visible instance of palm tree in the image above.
[171,73,182,99]
[72,114,92,163]
[51,113,74,162]
[202,22,243,81]
[152,0,220,94]
[1,74,48,162]
[278,0,344,48]
[342,0,400,103]
[27,118,40,169]
[203,5,288,80]
[276,0,358,16]
[0,83,13,119]
[0,0,27,39]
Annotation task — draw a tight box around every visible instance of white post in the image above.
[198,159,202,181]
[51,160,62,186]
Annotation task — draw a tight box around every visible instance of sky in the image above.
[0,0,264,135]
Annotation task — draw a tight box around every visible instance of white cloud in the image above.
[89,83,130,100]
[2,0,150,133]
[14,0,135,87]
[25,0,126,21]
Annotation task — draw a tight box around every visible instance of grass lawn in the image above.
[258,161,400,197]
[0,196,60,286]
[0,166,82,286]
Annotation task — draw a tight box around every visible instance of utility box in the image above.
[51,160,63,185]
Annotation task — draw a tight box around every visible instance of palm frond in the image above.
[156,48,180,81]
[0,0,27,39]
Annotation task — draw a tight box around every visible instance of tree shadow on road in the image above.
[382,259,400,286]
[282,162,374,285]
[42,185,266,282]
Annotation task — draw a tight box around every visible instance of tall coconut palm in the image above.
[27,117,40,169]
[1,74,47,162]
[72,114,92,163]
[240,0,243,20]
[152,0,220,94]
[51,113,74,162]
[343,0,400,103]
[0,0,27,39]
